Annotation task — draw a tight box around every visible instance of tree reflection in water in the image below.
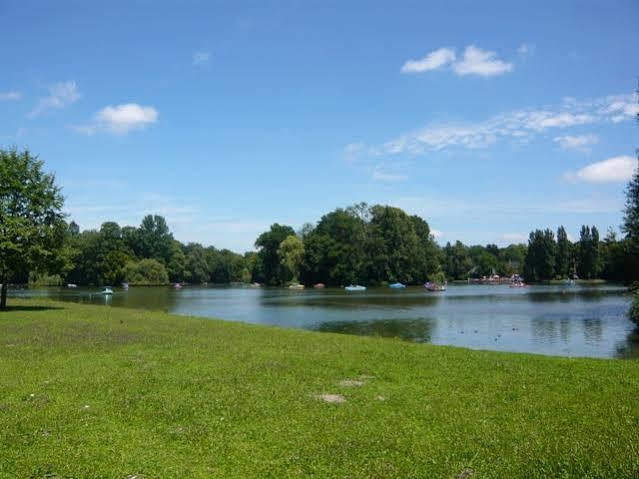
[314,317,435,343]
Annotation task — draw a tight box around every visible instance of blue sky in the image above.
[1,0,638,251]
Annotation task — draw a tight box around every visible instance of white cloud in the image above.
[29,81,80,117]
[350,92,632,157]
[192,51,211,66]
[76,103,158,135]
[401,48,456,73]
[0,90,22,101]
[553,134,598,153]
[431,229,443,239]
[453,45,513,77]
[565,155,637,183]
[600,96,639,123]
[401,45,512,77]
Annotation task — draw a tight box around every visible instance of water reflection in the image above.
[314,317,435,343]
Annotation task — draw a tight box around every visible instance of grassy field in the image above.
[1,300,638,478]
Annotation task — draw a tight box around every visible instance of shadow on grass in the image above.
[0,305,65,312]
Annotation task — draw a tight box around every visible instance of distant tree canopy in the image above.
[0,148,65,309]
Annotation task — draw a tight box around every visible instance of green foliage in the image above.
[523,229,556,282]
[255,223,296,285]
[0,147,65,308]
[555,226,571,279]
[2,300,639,478]
[278,234,304,283]
[123,258,169,285]
[443,241,473,279]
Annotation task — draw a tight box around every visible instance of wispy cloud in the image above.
[347,92,636,158]
[553,134,598,153]
[192,51,211,66]
[76,103,159,135]
[401,45,512,77]
[29,81,80,117]
[564,155,637,183]
[0,90,22,101]
[372,167,407,182]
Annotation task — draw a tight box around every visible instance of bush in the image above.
[123,259,169,285]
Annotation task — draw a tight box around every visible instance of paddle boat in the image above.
[389,282,406,289]
[313,283,326,288]
[345,285,366,292]
[174,283,182,289]
[121,282,129,290]
[288,283,305,290]
[100,286,113,295]
[424,282,446,292]
[67,283,77,288]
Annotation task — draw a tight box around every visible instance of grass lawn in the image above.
[1,299,638,478]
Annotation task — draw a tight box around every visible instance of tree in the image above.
[255,223,295,285]
[622,159,639,242]
[123,258,169,285]
[523,229,556,282]
[443,241,473,280]
[278,234,305,283]
[135,215,173,264]
[0,148,65,309]
[555,226,571,279]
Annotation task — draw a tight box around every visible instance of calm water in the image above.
[10,284,638,359]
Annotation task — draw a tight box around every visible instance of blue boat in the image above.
[389,282,406,289]
[345,285,366,292]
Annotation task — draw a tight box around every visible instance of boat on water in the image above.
[313,283,325,288]
[250,282,262,287]
[121,282,129,290]
[101,287,113,295]
[509,281,527,288]
[424,282,446,292]
[174,283,182,289]
[389,282,406,289]
[345,285,366,292]
[288,283,305,290]
[67,283,77,288]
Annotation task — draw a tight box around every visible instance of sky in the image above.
[1,0,638,252]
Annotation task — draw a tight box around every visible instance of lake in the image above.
[10,283,637,359]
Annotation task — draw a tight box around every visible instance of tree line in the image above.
[2,146,639,310]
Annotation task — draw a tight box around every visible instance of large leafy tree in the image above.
[0,148,65,309]
[555,226,571,279]
[523,229,556,282]
[254,223,295,285]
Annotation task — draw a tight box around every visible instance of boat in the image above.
[288,283,305,290]
[345,285,366,292]
[67,283,77,288]
[250,282,262,287]
[121,282,129,290]
[389,282,406,289]
[174,283,182,289]
[100,287,113,295]
[509,281,527,288]
[424,282,446,292]
[313,283,326,288]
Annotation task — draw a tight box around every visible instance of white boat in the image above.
[345,285,366,292]
[101,287,113,295]
[67,283,77,288]
[389,282,406,289]
[288,283,305,290]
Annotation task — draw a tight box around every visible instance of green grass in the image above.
[1,300,639,479]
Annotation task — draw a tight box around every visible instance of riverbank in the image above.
[1,300,638,478]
